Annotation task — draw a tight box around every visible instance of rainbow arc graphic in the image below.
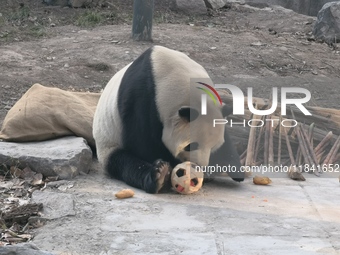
[196,82,222,115]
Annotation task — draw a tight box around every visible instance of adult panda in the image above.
[93,46,244,194]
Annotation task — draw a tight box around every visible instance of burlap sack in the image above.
[0,84,101,147]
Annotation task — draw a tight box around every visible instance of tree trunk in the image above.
[132,0,154,41]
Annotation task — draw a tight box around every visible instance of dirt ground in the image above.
[0,1,340,254]
[1,0,340,128]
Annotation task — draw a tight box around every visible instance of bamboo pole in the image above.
[323,136,340,165]
[284,128,296,166]
[264,115,270,165]
[277,115,282,165]
[268,117,274,165]
[314,131,333,155]
[245,114,261,166]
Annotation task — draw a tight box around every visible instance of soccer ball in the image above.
[171,161,204,194]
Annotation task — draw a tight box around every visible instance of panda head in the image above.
[150,45,238,169]
[162,101,233,168]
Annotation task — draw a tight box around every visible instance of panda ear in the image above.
[222,104,233,117]
[178,107,199,122]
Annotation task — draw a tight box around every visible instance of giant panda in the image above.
[93,45,244,194]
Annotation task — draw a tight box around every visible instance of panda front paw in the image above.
[153,159,172,193]
[143,159,171,194]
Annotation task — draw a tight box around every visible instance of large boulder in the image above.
[313,2,340,43]
[174,0,207,14]
[0,137,93,179]
[204,0,227,9]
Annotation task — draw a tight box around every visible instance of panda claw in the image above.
[153,159,171,193]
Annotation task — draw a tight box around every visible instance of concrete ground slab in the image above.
[30,169,340,255]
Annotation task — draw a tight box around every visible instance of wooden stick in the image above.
[290,108,302,165]
[240,156,246,166]
[314,131,333,154]
[240,148,247,160]
[245,114,261,166]
[335,153,340,163]
[268,116,274,165]
[254,116,266,162]
[298,125,320,176]
[296,147,302,165]
[329,139,340,164]
[308,123,315,148]
[284,127,296,166]
[316,151,325,163]
[323,136,340,165]
[277,115,282,165]
[296,126,315,170]
[264,115,270,165]
[300,125,319,165]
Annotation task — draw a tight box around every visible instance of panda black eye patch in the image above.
[184,142,199,151]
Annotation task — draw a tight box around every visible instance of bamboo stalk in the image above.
[290,108,303,165]
[245,114,261,166]
[314,131,333,154]
[316,151,325,163]
[296,126,314,169]
[300,125,319,165]
[278,115,282,165]
[323,136,340,165]
[308,123,315,147]
[240,148,247,160]
[296,147,302,165]
[264,115,270,165]
[335,153,340,163]
[329,139,340,164]
[284,127,296,166]
[240,157,246,166]
[254,116,266,162]
[268,116,274,165]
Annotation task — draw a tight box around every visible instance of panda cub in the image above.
[93,46,244,193]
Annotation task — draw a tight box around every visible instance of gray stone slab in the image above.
[107,232,218,255]
[30,173,340,255]
[31,190,75,220]
[0,136,92,179]
[0,243,54,255]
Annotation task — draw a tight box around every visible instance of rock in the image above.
[174,0,207,14]
[43,0,68,6]
[204,0,227,9]
[313,2,340,43]
[0,137,92,179]
[69,0,87,7]
[308,0,338,16]
[228,0,337,16]
[69,0,101,8]
[0,243,53,255]
[31,190,75,220]
[44,0,102,7]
